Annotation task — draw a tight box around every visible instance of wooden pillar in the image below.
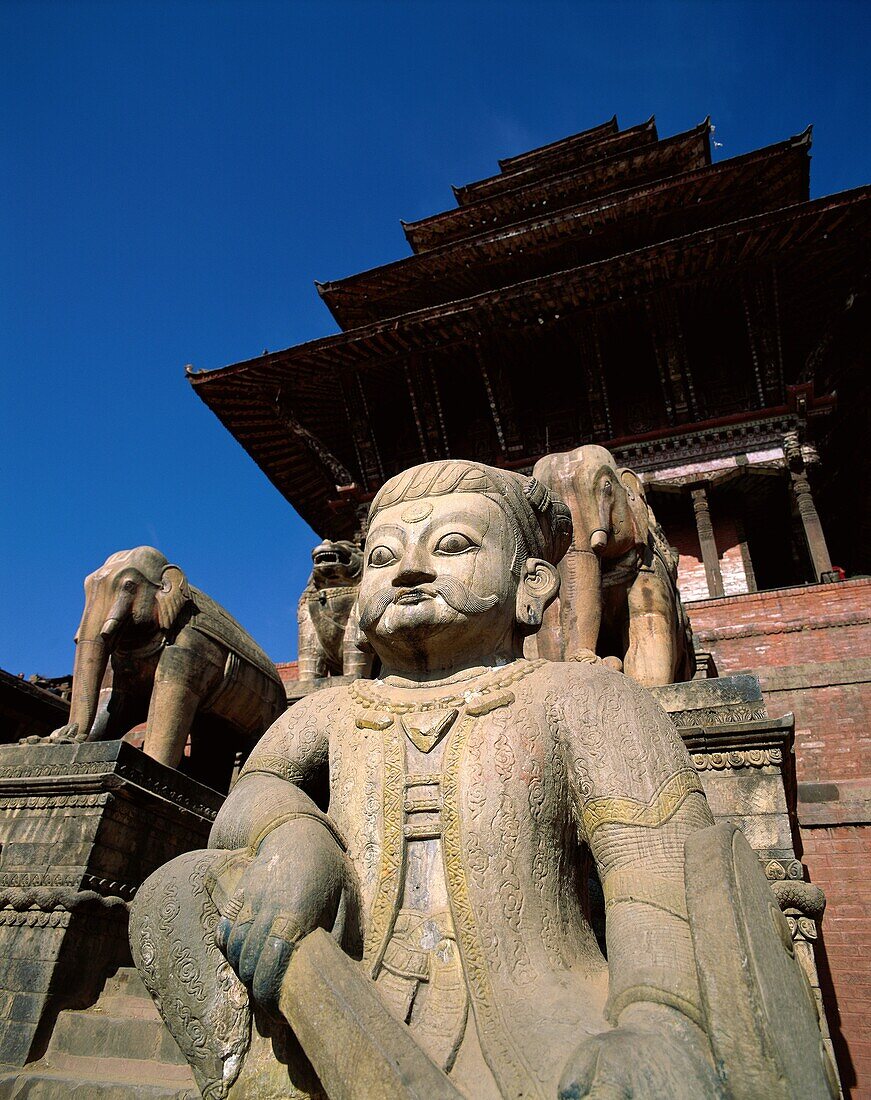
[784,431,837,582]
[690,484,725,598]
[734,514,758,594]
[790,469,834,581]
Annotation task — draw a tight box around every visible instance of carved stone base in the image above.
[0,740,223,1068]
[654,674,840,1089]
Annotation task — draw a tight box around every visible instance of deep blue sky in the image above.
[2,0,870,676]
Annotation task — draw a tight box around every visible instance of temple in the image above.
[188,115,871,1094]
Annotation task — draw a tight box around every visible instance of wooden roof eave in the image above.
[497,116,618,172]
[192,185,869,397]
[318,132,812,328]
[193,191,867,536]
[402,120,712,254]
[454,117,658,206]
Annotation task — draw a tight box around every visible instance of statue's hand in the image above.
[211,820,346,1014]
[559,1005,723,1100]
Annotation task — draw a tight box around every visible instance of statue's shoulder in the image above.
[265,681,355,736]
[526,659,665,726]
[526,656,628,694]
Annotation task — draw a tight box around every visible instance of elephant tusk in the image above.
[100,617,123,640]
[589,529,608,551]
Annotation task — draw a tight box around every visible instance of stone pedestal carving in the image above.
[654,673,837,1077]
[0,740,222,1070]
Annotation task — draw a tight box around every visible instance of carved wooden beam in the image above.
[474,341,523,456]
[405,353,448,461]
[339,374,385,490]
[428,358,451,458]
[645,293,696,423]
[273,391,356,490]
[741,268,785,408]
[784,431,836,581]
[403,361,430,462]
[577,318,613,440]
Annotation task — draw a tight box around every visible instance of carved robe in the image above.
[221,659,713,1100]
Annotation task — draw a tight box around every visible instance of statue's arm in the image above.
[209,690,335,852]
[558,667,714,1029]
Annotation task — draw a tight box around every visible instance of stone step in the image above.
[102,967,152,1002]
[47,1010,188,1066]
[84,994,166,1022]
[0,1052,198,1099]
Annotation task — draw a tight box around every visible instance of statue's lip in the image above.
[394,590,433,605]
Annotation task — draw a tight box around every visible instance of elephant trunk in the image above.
[589,488,612,552]
[558,548,603,659]
[99,591,132,641]
[67,633,111,741]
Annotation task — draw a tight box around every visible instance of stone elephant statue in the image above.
[529,445,694,686]
[297,539,372,681]
[30,546,286,789]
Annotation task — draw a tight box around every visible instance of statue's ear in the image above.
[515,558,561,635]
[618,469,650,546]
[156,565,191,632]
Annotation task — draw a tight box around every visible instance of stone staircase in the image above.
[0,968,199,1099]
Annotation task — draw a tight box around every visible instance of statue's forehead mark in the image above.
[401,501,433,524]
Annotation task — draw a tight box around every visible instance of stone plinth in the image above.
[654,673,839,1075]
[0,741,223,1068]
[654,675,797,864]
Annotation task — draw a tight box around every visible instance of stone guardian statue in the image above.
[297,539,372,680]
[130,462,835,1099]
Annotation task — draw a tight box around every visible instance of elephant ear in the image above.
[618,469,651,549]
[156,565,192,633]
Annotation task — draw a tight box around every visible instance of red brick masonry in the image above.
[689,577,871,1098]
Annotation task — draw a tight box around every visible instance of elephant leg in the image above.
[143,676,202,768]
[145,643,224,768]
[531,595,563,660]
[89,687,147,742]
[624,578,678,688]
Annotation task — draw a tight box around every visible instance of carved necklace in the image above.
[351,658,545,716]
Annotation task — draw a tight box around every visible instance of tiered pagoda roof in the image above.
[190,115,871,539]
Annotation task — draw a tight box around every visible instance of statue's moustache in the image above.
[358,578,499,631]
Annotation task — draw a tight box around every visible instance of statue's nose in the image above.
[392,544,436,587]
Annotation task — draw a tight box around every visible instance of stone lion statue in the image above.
[297,539,372,680]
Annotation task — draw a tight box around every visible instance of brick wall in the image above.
[688,578,870,674]
[275,660,300,686]
[670,513,752,601]
[688,577,871,1098]
[800,826,871,1098]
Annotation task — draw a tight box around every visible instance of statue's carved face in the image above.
[357,492,519,668]
[310,539,363,587]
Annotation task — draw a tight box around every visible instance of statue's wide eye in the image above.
[435,532,474,555]
[368,545,396,568]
